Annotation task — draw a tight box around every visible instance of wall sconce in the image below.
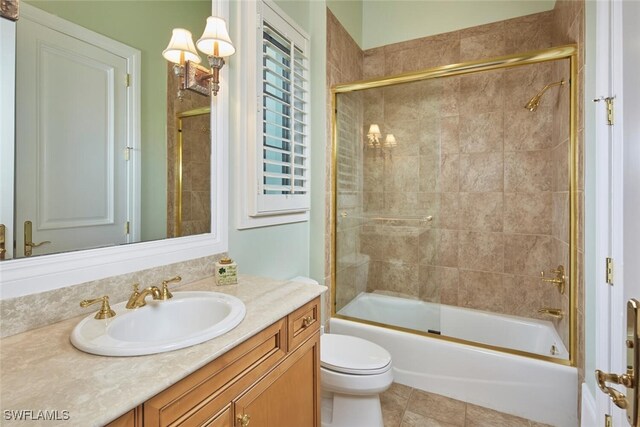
[366,124,398,149]
[163,16,235,98]
[383,134,397,148]
[366,124,382,147]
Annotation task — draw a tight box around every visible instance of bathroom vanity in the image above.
[110,298,320,427]
[0,276,325,427]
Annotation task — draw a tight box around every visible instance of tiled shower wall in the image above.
[328,0,584,368]
[167,66,211,238]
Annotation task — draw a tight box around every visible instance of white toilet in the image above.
[320,334,393,427]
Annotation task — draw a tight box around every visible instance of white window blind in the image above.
[254,5,309,216]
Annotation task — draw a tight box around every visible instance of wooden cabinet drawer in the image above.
[287,297,320,351]
[143,319,287,426]
[105,407,142,427]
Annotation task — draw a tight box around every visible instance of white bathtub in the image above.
[332,292,578,426]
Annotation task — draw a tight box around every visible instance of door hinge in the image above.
[594,96,615,125]
[606,257,614,285]
[605,414,612,427]
[125,221,130,235]
[125,73,131,87]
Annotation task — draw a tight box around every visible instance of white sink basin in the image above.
[70,291,246,356]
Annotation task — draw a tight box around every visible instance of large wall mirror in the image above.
[0,0,229,298]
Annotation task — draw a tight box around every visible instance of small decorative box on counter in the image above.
[215,258,238,285]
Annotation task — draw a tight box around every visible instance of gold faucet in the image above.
[540,265,566,294]
[160,276,182,300]
[538,308,564,319]
[80,295,116,319]
[126,284,162,309]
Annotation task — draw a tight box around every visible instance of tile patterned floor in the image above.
[380,383,553,427]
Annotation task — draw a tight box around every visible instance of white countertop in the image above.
[0,275,326,426]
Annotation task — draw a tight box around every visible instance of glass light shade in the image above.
[384,134,397,147]
[163,28,201,64]
[196,16,236,57]
[367,124,382,137]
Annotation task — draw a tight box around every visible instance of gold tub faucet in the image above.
[126,284,162,309]
[538,308,564,319]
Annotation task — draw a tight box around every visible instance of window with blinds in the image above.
[255,6,309,215]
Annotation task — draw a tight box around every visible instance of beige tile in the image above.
[504,150,552,192]
[402,410,460,427]
[385,192,421,216]
[458,192,503,232]
[419,229,459,267]
[440,153,460,192]
[439,193,459,229]
[502,274,556,320]
[441,116,460,154]
[504,192,552,235]
[458,231,504,272]
[368,261,419,298]
[384,156,420,193]
[419,154,440,193]
[502,61,554,112]
[384,80,440,124]
[503,234,553,277]
[361,227,420,264]
[458,112,503,153]
[363,47,386,79]
[465,403,530,427]
[460,31,506,62]
[503,12,553,53]
[441,76,460,117]
[419,266,459,305]
[381,383,411,427]
[406,390,466,426]
[552,139,569,192]
[551,191,570,242]
[458,69,503,115]
[458,270,506,313]
[503,108,554,152]
[459,152,503,193]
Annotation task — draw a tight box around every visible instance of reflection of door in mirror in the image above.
[15,6,140,258]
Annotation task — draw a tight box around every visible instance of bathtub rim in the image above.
[332,313,573,366]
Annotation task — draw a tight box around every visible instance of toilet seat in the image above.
[321,334,391,375]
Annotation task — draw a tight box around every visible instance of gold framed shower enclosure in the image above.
[330,45,579,367]
[174,106,211,237]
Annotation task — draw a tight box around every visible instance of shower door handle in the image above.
[595,299,640,426]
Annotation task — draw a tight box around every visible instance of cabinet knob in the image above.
[302,316,313,328]
[237,413,250,427]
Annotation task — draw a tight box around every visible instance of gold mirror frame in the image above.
[330,44,579,367]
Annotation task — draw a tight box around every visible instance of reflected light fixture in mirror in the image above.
[163,16,235,98]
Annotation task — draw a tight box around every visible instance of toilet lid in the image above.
[321,334,391,375]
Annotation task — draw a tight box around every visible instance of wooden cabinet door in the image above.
[204,405,233,427]
[234,332,319,427]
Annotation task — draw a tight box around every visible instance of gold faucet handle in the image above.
[160,275,181,300]
[80,295,116,319]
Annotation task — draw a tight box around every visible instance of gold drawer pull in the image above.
[302,316,313,328]
[237,413,250,427]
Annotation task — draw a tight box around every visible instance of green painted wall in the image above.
[584,0,596,395]
[326,0,362,47]
[26,0,211,242]
[362,0,555,49]
[227,0,328,281]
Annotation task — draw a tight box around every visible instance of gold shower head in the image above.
[524,79,566,112]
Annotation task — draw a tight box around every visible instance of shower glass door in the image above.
[332,48,576,363]
[334,78,445,336]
